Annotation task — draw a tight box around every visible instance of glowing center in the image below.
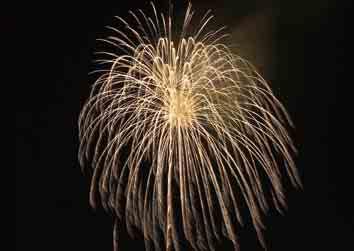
[167,90,194,127]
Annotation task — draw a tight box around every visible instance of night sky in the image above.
[16,0,353,250]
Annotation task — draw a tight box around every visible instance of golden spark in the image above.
[78,2,302,250]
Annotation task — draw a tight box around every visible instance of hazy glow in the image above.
[78,2,301,250]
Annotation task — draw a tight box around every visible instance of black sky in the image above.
[16,0,354,250]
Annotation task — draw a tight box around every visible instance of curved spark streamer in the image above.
[78,2,302,251]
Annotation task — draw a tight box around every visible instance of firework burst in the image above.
[78,2,302,250]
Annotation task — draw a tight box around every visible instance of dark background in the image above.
[15,0,353,250]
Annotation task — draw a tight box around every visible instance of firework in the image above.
[78,2,301,250]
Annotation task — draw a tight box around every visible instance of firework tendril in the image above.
[78,2,302,251]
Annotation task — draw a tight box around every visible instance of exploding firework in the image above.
[78,2,301,251]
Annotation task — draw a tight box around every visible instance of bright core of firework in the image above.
[78,2,301,251]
